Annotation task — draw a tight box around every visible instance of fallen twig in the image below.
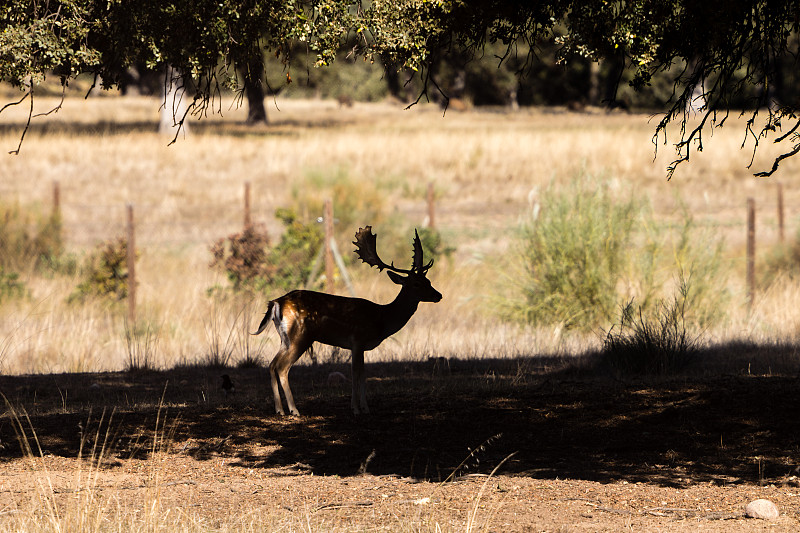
[313,501,374,512]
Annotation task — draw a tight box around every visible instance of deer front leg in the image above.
[350,347,369,415]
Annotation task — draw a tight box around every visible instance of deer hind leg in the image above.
[268,347,288,415]
[350,348,369,415]
[267,304,310,416]
[269,337,310,417]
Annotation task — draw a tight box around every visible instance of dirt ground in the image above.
[1,356,799,531]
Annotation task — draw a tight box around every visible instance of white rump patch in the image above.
[271,301,291,347]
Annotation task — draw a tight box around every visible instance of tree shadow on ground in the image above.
[0,115,357,141]
[1,341,798,488]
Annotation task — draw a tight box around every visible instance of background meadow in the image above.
[1,93,799,375]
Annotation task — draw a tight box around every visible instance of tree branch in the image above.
[753,143,800,178]
[8,88,34,156]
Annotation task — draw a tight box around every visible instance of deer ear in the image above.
[387,270,406,285]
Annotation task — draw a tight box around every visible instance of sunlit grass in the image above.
[1,95,799,373]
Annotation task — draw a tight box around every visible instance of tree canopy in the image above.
[2,1,800,177]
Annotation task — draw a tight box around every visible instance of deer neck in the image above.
[380,286,420,338]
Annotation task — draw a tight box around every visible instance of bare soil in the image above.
[1,356,799,531]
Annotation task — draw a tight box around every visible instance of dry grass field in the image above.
[1,93,800,531]
[1,93,799,374]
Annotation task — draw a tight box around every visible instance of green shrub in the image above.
[210,170,445,295]
[267,208,324,292]
[760,225,800,287]
[0,268,27,303]
[416,227,456,266]
[291,167,389,244]
[0,203,64,272]
[499,177,729,332]
[69,237,131,303]
[288,167,448,272]
[501,178,642,330]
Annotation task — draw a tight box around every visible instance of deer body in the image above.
[254,227,441,416]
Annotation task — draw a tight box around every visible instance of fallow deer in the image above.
[253,226,442,416]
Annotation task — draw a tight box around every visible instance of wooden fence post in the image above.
[777,182,785,243]
[127,204,137,327]
[52,181,61,218]
[427,182,436,229]
[324,199,334,293]
[244,181,252,229]
[747,198,755,314]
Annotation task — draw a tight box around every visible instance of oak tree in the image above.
[2,1,799,176]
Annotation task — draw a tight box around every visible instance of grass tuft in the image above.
[124,319,161,371]
[599,282,701,376]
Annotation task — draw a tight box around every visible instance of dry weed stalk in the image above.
[0,390,199,532]
[465,452,518,533]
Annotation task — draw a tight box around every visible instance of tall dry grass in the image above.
[1,95,799,373]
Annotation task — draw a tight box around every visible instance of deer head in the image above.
[353,226,442,302]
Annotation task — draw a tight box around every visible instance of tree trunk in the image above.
[588,61,600,106]
[385,67,404,101]
[243,54,267,125]
[159,65,189,138]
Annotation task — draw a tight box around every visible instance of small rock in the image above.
[745,499,779,520]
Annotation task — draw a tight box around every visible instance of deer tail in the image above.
[251,301,276,335]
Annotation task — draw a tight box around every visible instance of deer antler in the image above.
[412,229,434,274]
[354,226,433,275]
[354,226,406,273]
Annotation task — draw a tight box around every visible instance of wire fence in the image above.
[1,177,797,368]
[1,181,441,325]
[7,180,794,242]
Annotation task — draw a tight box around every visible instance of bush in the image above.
[286,167,449,273]
[416,227,456,266]
[69,237,132,303]
[291,167,389,243]
[500,178,642,330]
[210,224,273,292]
[210,170,445,295]
[267,208,324,292]
[499,177,729,332]
[209,210,323,294]
[0,203,64,273]
[0,268,27,303]
[760,225,800,288]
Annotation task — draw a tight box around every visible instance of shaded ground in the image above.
[1,356,799,530]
